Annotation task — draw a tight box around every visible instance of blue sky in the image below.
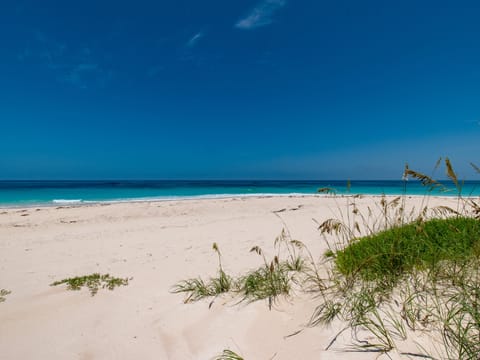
[1,0,479,179]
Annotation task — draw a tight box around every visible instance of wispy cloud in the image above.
[61,63,105,88]
[235,0,286,30]
[186,32,204,48]
[19,31,112,88]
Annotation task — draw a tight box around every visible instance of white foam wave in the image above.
[48,193,320,206]
[52,199,83,204]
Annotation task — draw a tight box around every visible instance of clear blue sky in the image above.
[1,0,479,179]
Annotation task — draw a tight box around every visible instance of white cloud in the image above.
[186,32,204,47]
[235,0,286,30]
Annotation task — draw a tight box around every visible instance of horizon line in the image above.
[0,178,471,182]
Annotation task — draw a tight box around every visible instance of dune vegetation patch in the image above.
[51,273,130,296]
[175,159,480,358]
[172,240,298,309]
[0,289,11,303]
[335,217,480,283]
[213,349,244,360]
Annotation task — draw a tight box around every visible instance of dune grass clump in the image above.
[172,268,233,303]
[0,289,11,302]
[172,243,234,303]
[335,217,480,283]
[50,273,129,296]
[241,265,290,302]
[240,246,291,307]
[170,278,215,302]
[314,217,480,354]
[173,231,307,307]
[237,226,318,305]
[214,349,244,360]
[310,159,480,357]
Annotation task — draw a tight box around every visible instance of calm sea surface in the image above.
[0,180,479,207]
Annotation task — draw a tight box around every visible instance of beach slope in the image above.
[0,196,453,359]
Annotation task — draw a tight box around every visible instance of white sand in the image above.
[0,196,457,359]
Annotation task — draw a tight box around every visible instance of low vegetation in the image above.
[51,273,129,296]
[174,158,480,359]
[214,349,244,360]
[335,217,480,282]
[172,243,233,303]
[312,159,480,357]
[172,240,298,309]
[0,289,11,302]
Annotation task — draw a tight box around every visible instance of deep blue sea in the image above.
[0,180,479,207]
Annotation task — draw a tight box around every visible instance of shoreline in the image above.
[0,193,321,210]
[0,191,475,210]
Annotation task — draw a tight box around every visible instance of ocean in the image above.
[0,180,479,207]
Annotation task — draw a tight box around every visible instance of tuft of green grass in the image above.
[173,230,305,307]
[239,259,291,305]
[172,270,233,303]
[0,289,11,302]
[173,244,292,307]
[213,349,244,360]
[50,273,129,296]
[335,217,480,283]
[172,243,234,303]
[171,278,215,302]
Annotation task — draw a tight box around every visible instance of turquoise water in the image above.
[0,180,479,207]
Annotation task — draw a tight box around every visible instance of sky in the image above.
[1,0,479,180]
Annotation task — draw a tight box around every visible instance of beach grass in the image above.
[214,349,244,360]
[50,273,129,296]
[335,217,480,283]
[0,289,11,302]
[175,159,480,358]
[239,256,291,306]
[172,270,234,303]
[309,159,480,357]
[172,242,296,307]
[172,243,234,303]
[312,216,480,354]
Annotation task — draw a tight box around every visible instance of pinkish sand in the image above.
[0,195,456,359]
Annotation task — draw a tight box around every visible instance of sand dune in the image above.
[0,196,456,359]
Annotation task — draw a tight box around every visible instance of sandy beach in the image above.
[0,195,459,359]
[4,0,479,357]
